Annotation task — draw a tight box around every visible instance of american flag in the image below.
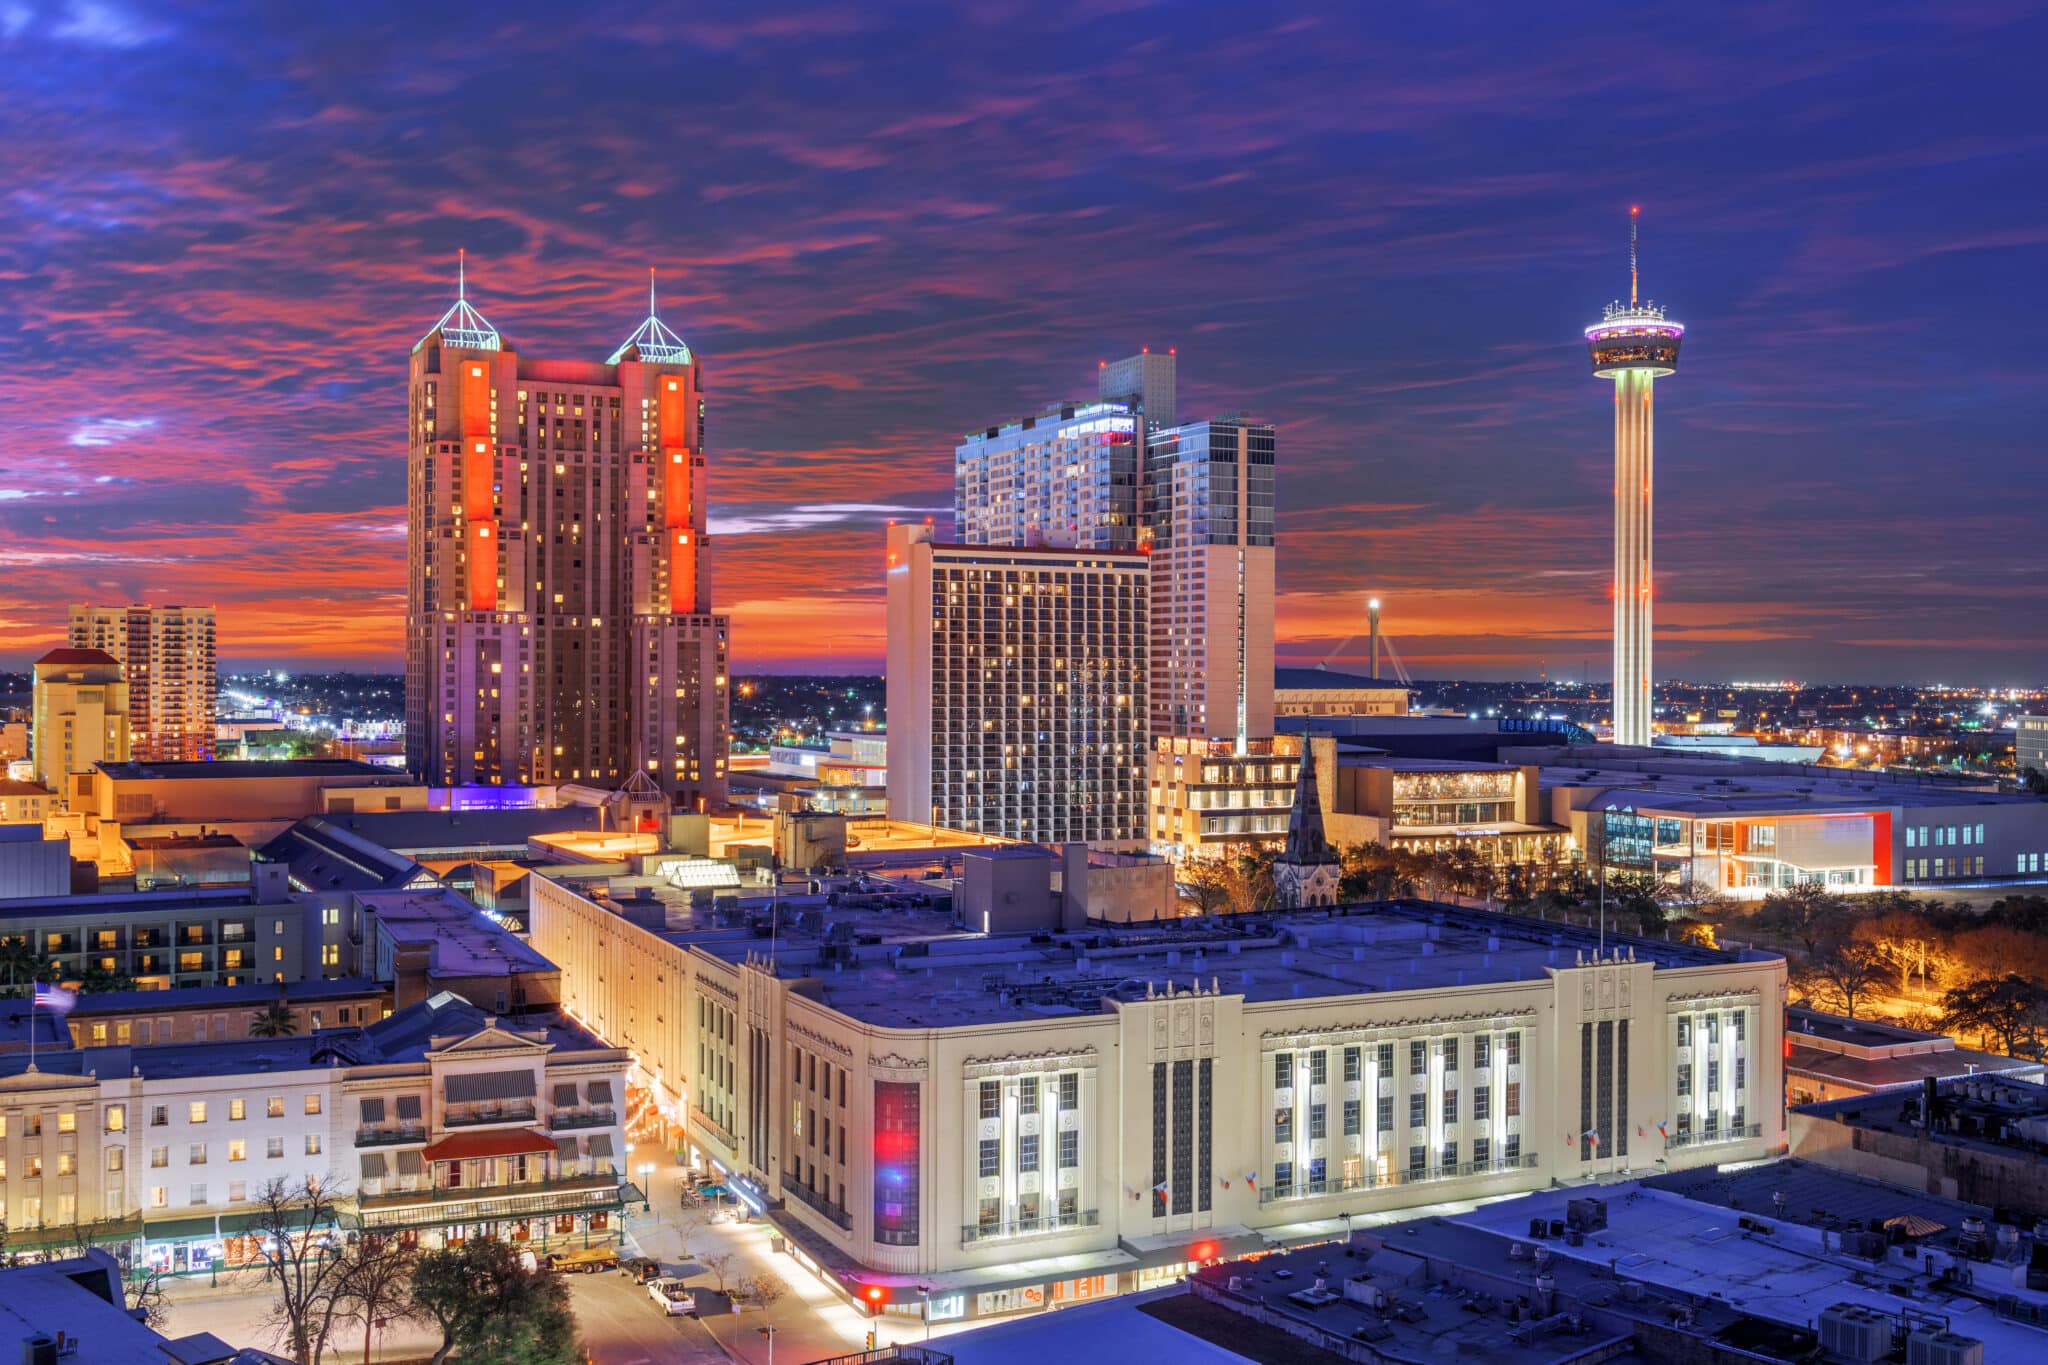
[33,983,77,1013]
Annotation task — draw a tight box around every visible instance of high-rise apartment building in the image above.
[954,400,1143,551]
[68,605,216,762]
[954,355,1275,745]
[405,264,728,804]
[1145,414,1276,741]
[885,523,1148,845]
[31,647,130,801]
[1098,349,1177,430]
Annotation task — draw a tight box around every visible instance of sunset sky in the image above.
[3,2,2043,682]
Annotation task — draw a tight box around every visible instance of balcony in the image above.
[443,1103,538,1128]
[354,1172,624,1228]
[781,1176,853,1231]
[1258,1154,1540,1206]
[960,1208,1098,1245]
[1664,1122,1762,1152]
[356,1124,428,1148]
[550,1108,616,1132]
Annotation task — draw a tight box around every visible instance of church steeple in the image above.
[1274,736,1341,908]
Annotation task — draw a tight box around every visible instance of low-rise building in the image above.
[1146,734,1314,860]
[1158,1159,2024,1365]
[63,978,390,1049]
[0,1251,288,1364]
[0,824,73,901]
[1791,1074,2048,1218]
[1784,1004,2044,1104]
[1536,752,2048,894]
[0,991,631,1274]
[1272,667,1410,719]
[0,872,329,990]
[357,887,560,1013]
[84,760,423,825]
[529,873,1788,1324]
[0,778,56,825]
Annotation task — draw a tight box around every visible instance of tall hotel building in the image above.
[405,266,728,803]
[885,523,1148,845]
[953,354,1275,744]
[69,605,216,761]
[1144,414,1275,741]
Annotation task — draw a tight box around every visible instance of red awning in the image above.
[421,1129,559,1162]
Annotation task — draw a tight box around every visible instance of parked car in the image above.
[546,1246,620,1274]
[622,1257,663,1284]
[648,1278,697,1317]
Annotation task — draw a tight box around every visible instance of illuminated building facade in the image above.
[1147,733,1320,860]
[1587,208,1684,748]
[954,400,1144,552]
[30,648,130,805]
[885,523,1149,846]
[405,264,728,804]
[1145,415,1276,742]
[529,871,1786,1324]
[68,605,216,762]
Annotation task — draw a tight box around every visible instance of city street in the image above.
[156,1139,969,1364]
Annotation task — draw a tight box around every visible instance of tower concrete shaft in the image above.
[1587,208,1682,749]
[1611,368,1654,746]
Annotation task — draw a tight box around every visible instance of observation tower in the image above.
[1586,207,1684,747]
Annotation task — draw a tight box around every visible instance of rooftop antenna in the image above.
[649,266,657,317]
[459,247,467,300]
[1629,206,1640,308]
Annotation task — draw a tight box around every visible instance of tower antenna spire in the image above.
[1629,206,1639,307]
[459,247,466,302]
[649,266,657,318]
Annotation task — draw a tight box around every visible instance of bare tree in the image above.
[1798,941,1888,1019]
[248,1174,353,1365]
[333,1233,419,1365]
[698,1249,738,1294]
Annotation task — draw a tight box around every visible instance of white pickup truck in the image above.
[648,1278,697,1317]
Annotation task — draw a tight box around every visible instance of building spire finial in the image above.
[650,267,658,318]
[1629,206,1639,307]
[459,247,467,302]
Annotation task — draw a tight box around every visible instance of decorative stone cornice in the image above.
[961,1046,1098,1079]
[694,973,738,1003]
[1665,989,1761,1010]
[788,1021,854,1059]
[869,1051,928,1075]
[1260,1010,1537,1049]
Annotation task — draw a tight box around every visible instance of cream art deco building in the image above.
[531,869,1788,1325]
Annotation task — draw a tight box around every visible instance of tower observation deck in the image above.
[1587,207,1683,748]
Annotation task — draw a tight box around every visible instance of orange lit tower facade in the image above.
[1586,208,1683,748]
[405,263,728,805]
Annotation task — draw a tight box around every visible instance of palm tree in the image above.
[0,937,36,996]
[249,999,297,1038]
[76,964,135,994]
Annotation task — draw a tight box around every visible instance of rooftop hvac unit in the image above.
[1818,1303,1891,1363]
[1907,1328,1985,1365]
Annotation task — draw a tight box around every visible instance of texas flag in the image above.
[33,983,76,1013]
[1657,1120,1670,1138]
[1584,1129,1600,1149]
[1153,1180,1169,1196]
[1245,1172,1258,1191]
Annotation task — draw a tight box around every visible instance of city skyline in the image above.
[3,4,2045,683]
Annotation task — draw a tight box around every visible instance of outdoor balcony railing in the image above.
[960,1208,1098,1245]
[355,1124,427,1147]
[1258,1153,1540,1206]
[442,1102,537,1128]
[1663,1122,1762,1152]
[781,1176,853,1231]
[550,1108,617,1131]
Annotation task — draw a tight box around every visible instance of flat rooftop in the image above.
[0,885,282,920]
[1273,667,1411,692]
[64,976,386,1015]
[1788,1043,2041,1092]
[0,992,607,1084]
[1436,1163,2043,1360]
[696,898,1758,1029]
[358,888,556,977]
[95,759,400,781]
[1335,754,1513,773]
[1794,1074,2048,1159]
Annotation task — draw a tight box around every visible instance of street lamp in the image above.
[917,1284,933,1342]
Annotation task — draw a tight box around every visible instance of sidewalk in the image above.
[624,1140,972,1365]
